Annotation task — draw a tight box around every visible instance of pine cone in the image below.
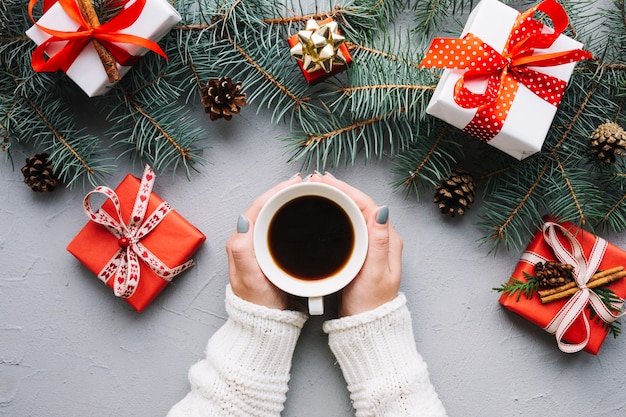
[534,260,575,288]
[200,77,247,121]
[21,153,59,192]
[433,169,475,217]
[590,121,626,164]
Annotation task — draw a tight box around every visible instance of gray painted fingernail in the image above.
[237,214,249,233]
[376,206,389,224]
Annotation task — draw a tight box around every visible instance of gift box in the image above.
[67,166,205,312]
[419,0,591,160]
[498,219,626,354]
[288,18,352,84]
[26,0,180,97]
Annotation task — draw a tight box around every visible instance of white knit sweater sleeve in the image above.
[167,285,308,417]
[323,293,448,417]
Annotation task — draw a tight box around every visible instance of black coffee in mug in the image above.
[267,195,355,280]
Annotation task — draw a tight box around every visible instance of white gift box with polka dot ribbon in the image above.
[425,0,582,160]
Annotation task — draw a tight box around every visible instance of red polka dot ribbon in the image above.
[28,0,168,75]
[419,0,592,142]
[83,165,194,298]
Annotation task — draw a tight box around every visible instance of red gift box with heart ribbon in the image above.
[67,166,205,312]
[499,219,626,354]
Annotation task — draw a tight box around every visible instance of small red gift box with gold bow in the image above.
[26,0,180,97]
[67,166,206,312]
[288,17,352,84]
[498,219,626,354]
[419,0,592,160]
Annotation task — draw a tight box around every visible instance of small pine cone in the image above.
[21,153,59,192]
[534,260,575,288]
[200,77,247,121]
[433,169,475,217]
[590,121,626,164]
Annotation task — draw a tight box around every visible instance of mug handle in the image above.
[308,296,324,315]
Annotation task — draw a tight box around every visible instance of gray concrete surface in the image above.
[3,3,626,409]
[2,98,626,417]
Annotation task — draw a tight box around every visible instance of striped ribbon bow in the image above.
[520,222,623,353]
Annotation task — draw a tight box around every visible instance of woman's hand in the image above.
[225,174,302,310]
[314,173,403,317]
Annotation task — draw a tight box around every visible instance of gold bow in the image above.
[290,19,347,73]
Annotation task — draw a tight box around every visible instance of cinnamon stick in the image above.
[537,266,625,298]
[539,267,626,304]
[76,0,121,83]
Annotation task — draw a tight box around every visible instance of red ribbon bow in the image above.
[83,165,194,298]
[419,0,592,141]
[29,0,168,75]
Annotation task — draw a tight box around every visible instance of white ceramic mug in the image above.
[253,182,368,315]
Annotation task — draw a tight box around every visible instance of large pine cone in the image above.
[21,153,59,192]
[590,121,626,164]
[200,77,247,121]
[433,169,475,217]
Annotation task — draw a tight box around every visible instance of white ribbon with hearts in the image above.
[83,165,194,298]
[520,222,624,353]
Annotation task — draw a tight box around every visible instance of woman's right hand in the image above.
[315,173,404,317]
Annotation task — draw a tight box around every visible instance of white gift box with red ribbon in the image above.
[424,0,585,160]
[26,0,180,97]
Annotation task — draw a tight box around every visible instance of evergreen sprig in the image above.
[589,286,623,338]
[493,272,541,301]
[2,0,626,253]
[495,271,623,338]
[492,272,624,337]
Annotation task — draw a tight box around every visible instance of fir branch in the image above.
[185,51,204,92]
[326,28,437,131]
[5,0,626,255]
[412,0,477,36]
[301,110,399,147]
[598,191,626,231]
[345,41,422,68]
[340,83,435,95]
[261,5,348,25]
[554,156,586,226]
[175,24,213,31]
[2,53,112,187]
[589,286,623,338]
[403,127,450,186]
[553,81,599,151]
[108,84,205,175]
[126,97,192,162]
[24,96,95,175]
[226,36,311,112]
[0,36,30,44]
[287,107,417,169]
[493,272,540,302]
[0,120,8,153]
[392,125,464,198]
[479,160,550,248]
